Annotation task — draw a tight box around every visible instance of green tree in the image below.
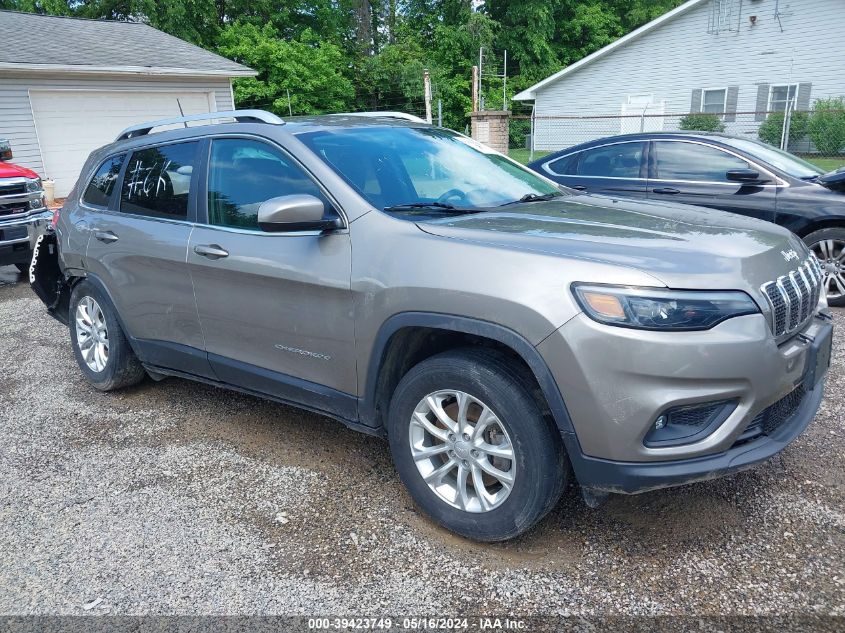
[217,22,355,115]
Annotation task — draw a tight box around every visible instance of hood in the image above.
[0,161,39,180]
[818,166,845,192]
[416,194,810,295]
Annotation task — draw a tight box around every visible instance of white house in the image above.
[0,11,255,196]
[513,0,845,151]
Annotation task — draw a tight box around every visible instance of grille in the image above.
[0,182,26,196]
[668,401,727,427]
[760,258,823,337]
[737,385,807,444]
[0,202,29,218]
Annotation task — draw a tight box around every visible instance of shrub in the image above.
[678,113,725,133]
[509,119,531,149]
[758,110,809,147]
[808,97,845,156]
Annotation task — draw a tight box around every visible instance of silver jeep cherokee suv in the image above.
[31,110,833,542]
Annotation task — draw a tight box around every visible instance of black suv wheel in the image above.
[387,348,568,541]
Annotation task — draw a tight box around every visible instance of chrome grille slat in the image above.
[760,257,821,338]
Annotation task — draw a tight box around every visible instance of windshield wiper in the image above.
[383,202,485,215]
[498,192,564,206]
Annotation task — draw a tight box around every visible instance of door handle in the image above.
[94,230,119,243]
[652,187,680,195]
[571,185,587,191]
[193,244,229,259]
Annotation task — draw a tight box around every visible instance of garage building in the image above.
[0,11,255,197]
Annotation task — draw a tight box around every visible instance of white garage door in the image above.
[30,90,215,197]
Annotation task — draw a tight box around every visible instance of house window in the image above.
[701,89,727,115]
[769,85,798,112]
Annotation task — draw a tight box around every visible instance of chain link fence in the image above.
[508,107,845,173]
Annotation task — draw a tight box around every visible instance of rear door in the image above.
[647,140,778,224]
[83,140,212,377]
[187,136,356,416]
[539,141,648,198]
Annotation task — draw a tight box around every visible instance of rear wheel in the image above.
[14,262,28,275]
[387,348,568,542]
[69,280,146,391]
[804,227,845,307]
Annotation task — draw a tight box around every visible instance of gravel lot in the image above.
[0,263,843,618]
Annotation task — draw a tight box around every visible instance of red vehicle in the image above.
[0,139,51,274]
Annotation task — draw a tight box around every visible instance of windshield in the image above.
[719,137,824,179]
[296,126,564,211]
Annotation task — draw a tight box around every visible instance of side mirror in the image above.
[257,194,342,232]
[726,168,769,184]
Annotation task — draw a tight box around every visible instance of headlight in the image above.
[572,284,759,330]
[25,177,42,193]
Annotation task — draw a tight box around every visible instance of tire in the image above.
[387,348,568,542]
[14,262,29,275]
[68,280,146,391]
[804,227,845,307]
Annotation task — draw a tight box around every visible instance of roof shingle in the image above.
[0,11,254,76]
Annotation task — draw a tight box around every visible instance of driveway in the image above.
[0,264,843,617]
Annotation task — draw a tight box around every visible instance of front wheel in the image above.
[387,349,568,542]
[804,227,845,307]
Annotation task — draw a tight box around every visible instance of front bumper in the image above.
[538,310,831,493]
[0,209,51,266]
[564,378,824,494]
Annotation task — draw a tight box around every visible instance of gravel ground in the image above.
[0,263,843,617]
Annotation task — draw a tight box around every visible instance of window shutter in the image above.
[690,89,702,113]
[755,84,770,121]
[724,86,739,122]
[796,83,812,111]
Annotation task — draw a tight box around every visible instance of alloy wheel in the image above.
[811,239,845,301]
[75,296,109,372]
[408,390,515,513]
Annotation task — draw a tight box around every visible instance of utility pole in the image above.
[502,50,507,111]
[478,47,484,111]
[437,99,442,127]
[423,69,433,124]
[471,65,479,112]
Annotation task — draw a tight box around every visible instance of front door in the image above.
[647,140,779,224]
[187,137,356,417]
[83,140,212,377]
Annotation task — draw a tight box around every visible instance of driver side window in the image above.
[207,138,329,230]
[120,142,198,219]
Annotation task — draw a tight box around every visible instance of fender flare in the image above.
[361,312,575,435]
[70,272,142,357]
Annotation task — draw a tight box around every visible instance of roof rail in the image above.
[334,111,428,123]
[115,109,284,141]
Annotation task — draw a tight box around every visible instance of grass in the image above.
[508,148,549,165]
[509,148,844,173]
[804,157,845,172]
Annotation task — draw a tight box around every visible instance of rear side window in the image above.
[545,153,579,176]
[82,154,125,207]
[577,142,644,178]
[120,142,198,219]
[207,138,328,230]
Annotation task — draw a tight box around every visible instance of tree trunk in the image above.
[356,0,373,55]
